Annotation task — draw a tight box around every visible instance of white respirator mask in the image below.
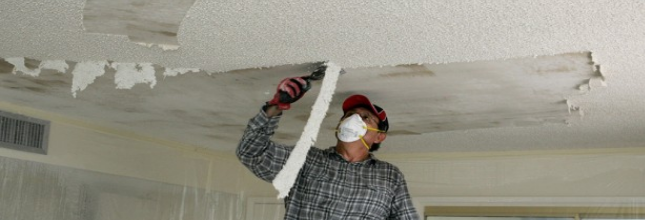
[336,114,368,143]
[336,113,384,150]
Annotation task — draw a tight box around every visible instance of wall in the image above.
[382,149,645,197]
[0,102,279,219]
[1,102,645,219]
[0,101,270,195]
[380,150,645,215]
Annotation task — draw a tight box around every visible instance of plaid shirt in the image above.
[237,109,419,220]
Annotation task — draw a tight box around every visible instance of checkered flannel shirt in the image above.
[236,109,419,220]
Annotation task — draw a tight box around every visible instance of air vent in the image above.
[0,110,50,154]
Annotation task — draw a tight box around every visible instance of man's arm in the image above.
[236,105,291,182]
[236,76,309,182]
[389,175,420,220]
[264,104,283,117]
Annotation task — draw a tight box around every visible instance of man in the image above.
[237,76,419,219]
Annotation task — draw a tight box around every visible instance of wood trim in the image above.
[425,206,645,219]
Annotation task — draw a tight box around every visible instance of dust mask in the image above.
[336,114,367,143]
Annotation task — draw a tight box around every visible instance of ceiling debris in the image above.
[82,0,197,49]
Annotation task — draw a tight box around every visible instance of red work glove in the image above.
[267,76,310,110]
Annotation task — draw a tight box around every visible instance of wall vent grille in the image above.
[0,110,50,154]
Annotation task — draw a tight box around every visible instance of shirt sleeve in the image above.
[389,173,420,220]
[236,108,293,182]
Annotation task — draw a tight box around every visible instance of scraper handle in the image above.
[275,62,344,106]
[278,76,312,103]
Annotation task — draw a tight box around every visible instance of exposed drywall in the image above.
[331,52,602,136]
[0,53,609,153]
[82,0,197,48]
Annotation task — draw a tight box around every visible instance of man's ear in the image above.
[374,133,387,144]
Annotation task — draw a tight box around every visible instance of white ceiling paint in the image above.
[0,0,644,154]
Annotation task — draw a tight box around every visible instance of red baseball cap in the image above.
[342,94,389,132]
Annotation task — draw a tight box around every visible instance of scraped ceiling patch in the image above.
[338,52,605,135]
[82,0,197,49]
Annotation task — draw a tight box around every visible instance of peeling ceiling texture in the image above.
[1,0,644,154]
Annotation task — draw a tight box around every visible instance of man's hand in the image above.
[268,76,310,110]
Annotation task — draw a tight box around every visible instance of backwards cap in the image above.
[342,94,389,132]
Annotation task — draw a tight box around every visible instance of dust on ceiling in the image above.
[0,52,603,152]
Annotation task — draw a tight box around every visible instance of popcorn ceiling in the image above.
[1,0,644,72]
[111,62,156,89]
[134,42,180,51]
[40,60,69,74]
[163,68,201,77]
[5,57,42,77]
[2,57,203,97]
[576,55,607,93]
[71,61,108,98]
[5,57,69,77]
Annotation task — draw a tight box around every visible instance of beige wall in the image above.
[2,101,645,202]
[0,101,272,196]
[383,150,645,215]
[381,149,645,197]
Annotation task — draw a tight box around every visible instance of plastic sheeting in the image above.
[0,156,242,220]
[2,151,645,220]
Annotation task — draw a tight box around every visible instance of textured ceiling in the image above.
[1,0,644,155]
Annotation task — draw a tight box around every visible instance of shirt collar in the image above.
[326,146,376,165]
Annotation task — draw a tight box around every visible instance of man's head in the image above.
[341,94,389,152]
